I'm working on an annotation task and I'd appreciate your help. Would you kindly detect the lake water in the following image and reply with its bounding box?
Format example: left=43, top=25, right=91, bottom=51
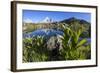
left=23, top=28, right=91, bottom=44
left=23, top=29, right=63, bottom=38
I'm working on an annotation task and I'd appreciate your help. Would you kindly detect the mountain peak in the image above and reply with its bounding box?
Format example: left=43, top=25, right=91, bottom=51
left=41, top=17, right=52, bottom=23
left=68, top=17, right=77, bottom=20
left=60, top=17, right=90, bottom=25
left=67, top=17, right=78, bottom=21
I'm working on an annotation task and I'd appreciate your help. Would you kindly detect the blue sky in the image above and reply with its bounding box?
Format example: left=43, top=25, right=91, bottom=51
left=23, top=10, right=91, bottom=23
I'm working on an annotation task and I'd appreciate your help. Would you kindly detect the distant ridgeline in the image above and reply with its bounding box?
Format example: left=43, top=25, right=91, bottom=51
left=23, top=17, right=91, bottom=38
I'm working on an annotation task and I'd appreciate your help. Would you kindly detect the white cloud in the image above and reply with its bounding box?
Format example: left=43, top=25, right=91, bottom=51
left=24, top=18, right=33, bottom=23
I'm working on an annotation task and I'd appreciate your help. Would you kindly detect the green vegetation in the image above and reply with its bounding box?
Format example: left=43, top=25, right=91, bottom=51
left=23, top=36, right=50, bottom=62
left=23, top=18, right=91, bottom=62
left=60, top=24, right=91, bottom=60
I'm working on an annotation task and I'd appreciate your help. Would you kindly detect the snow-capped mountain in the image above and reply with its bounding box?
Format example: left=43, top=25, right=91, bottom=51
left=40, top=17, right=53, bottom=23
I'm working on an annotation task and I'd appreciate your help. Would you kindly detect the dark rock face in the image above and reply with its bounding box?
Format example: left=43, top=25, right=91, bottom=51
left=49, top=39, right=61, bottom=61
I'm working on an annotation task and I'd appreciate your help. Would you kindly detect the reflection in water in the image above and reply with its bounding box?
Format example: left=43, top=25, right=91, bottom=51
left=23, top=29, right=63, bottom=38
left=23, top=28, right=91, bottom=44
